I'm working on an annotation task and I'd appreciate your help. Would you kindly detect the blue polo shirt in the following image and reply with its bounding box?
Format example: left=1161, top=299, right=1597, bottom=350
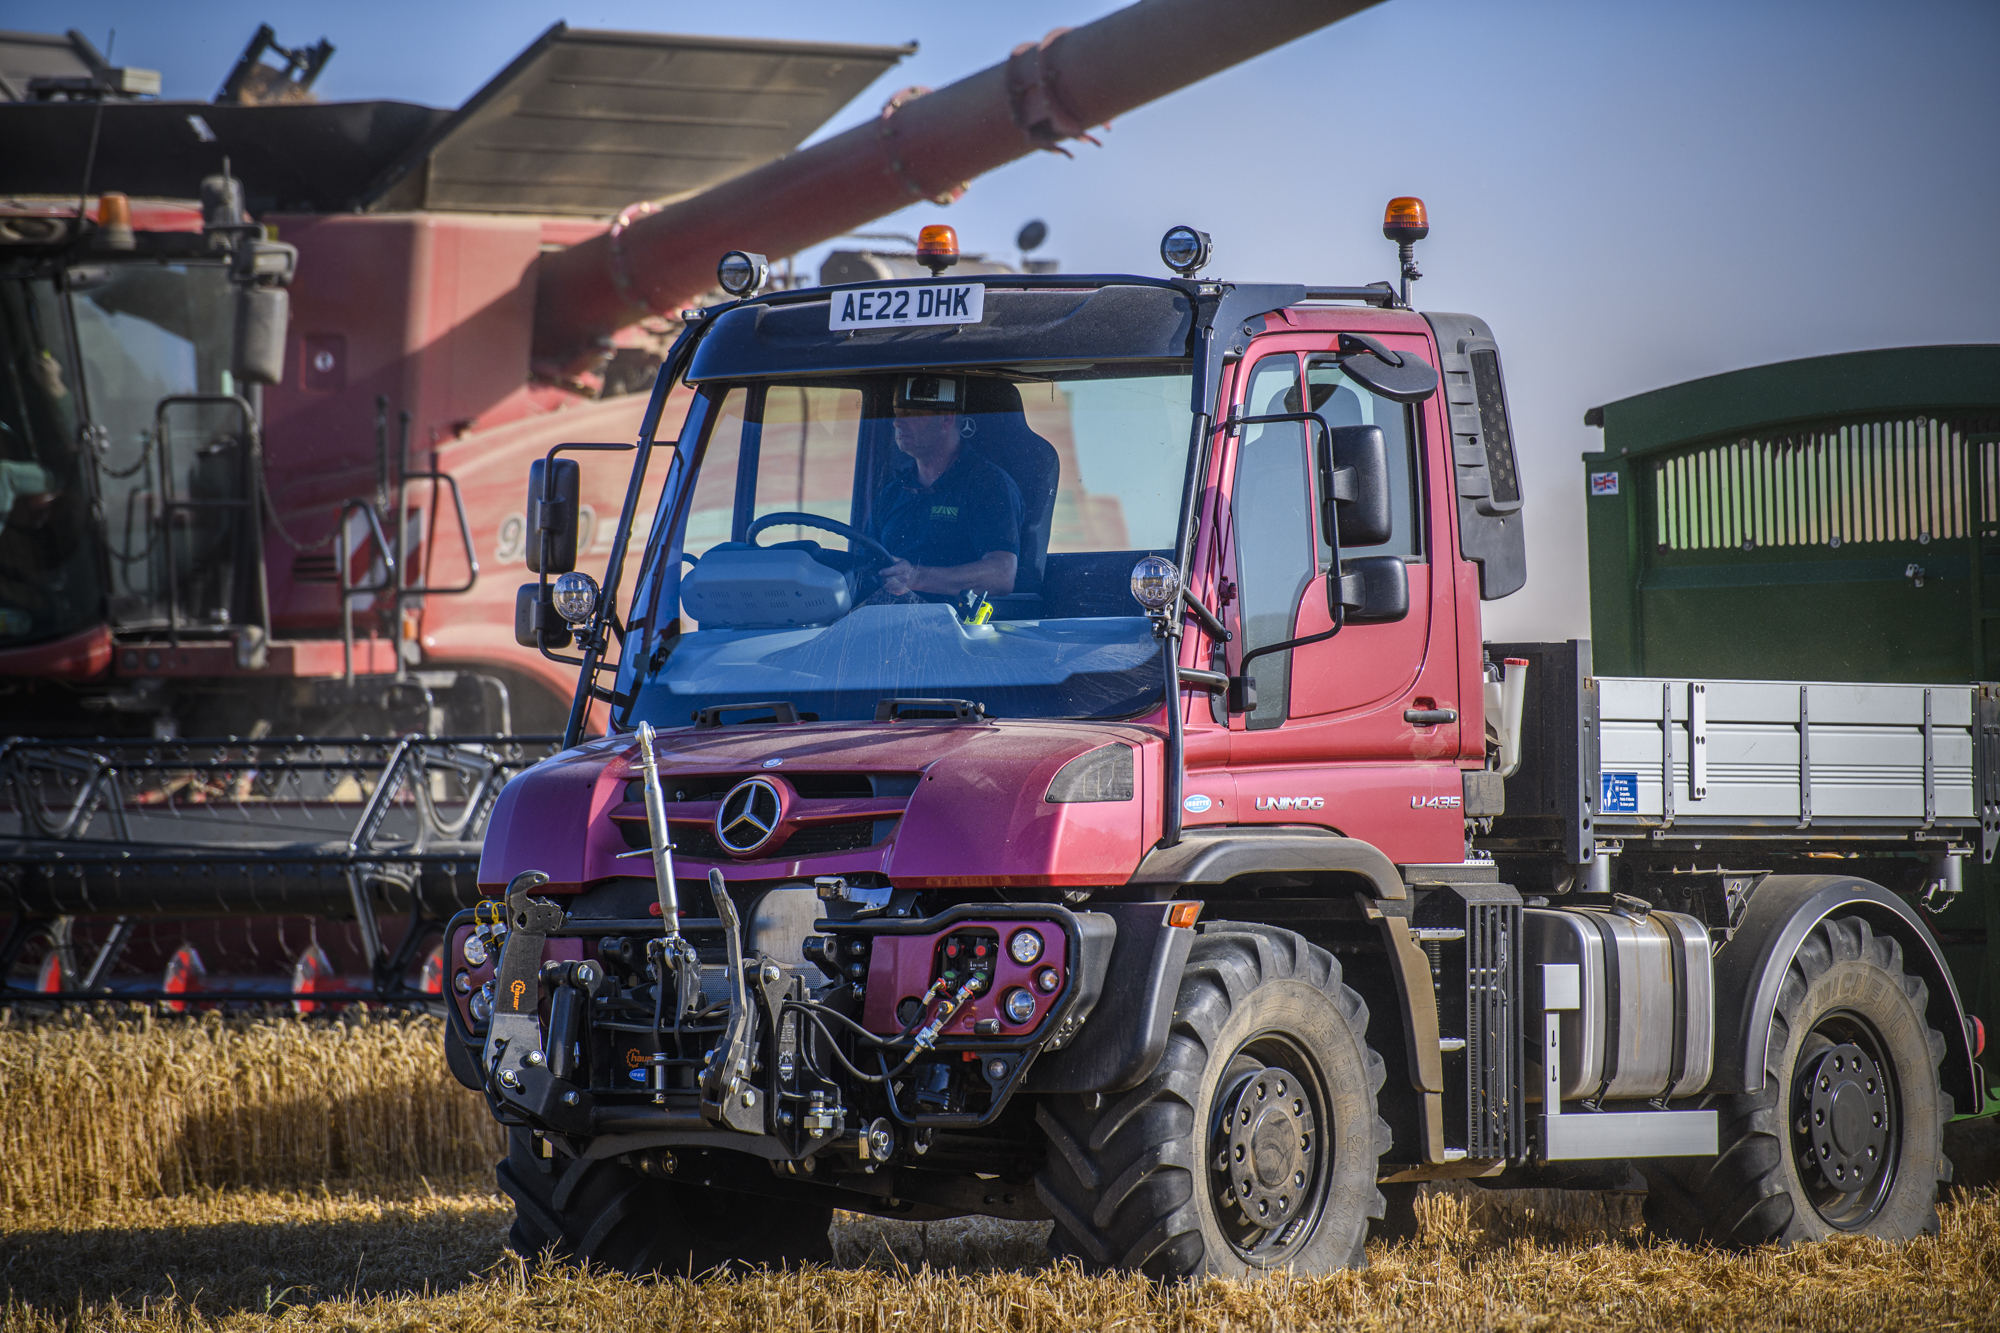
left=870, top=449, right=1024, bottom=572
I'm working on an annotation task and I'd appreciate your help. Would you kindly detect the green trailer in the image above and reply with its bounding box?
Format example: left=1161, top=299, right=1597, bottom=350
left=1582, top=343, right=2000, bottom=1109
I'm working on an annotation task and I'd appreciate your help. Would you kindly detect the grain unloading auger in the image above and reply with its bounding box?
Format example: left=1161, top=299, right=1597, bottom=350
left=529, top=0, right=1383, bottom=376
left=0, top=1, right=1373, bottom=1004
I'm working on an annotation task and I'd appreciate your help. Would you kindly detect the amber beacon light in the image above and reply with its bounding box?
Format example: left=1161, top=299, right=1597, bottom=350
left=916, top=224, right=960, bottom=275
left=96, top=192, right=136, bottom=251
left=1382, top=196, right=1428, bottom=307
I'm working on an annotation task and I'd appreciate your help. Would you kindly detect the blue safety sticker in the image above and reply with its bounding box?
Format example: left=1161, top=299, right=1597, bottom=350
left=1601, top=772, right=1639, bottom=813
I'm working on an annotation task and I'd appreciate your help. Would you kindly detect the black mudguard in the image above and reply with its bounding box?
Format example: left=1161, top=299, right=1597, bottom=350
left=1022, top=901, right=1194, bottom=1094
left=1715, top=874, right=1980, bottom=1108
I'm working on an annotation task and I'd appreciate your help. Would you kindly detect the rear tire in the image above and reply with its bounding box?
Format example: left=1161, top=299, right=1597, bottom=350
left=497, top=1130, right=833, bottom=1275
left=1034, top=923, right=1389, bottom=1278
left=1640, top=915, right=1952, bottom=1244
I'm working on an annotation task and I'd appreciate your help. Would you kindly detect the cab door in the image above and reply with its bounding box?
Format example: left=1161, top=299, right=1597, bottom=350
left=1215, top=337, right=1463, bottom=864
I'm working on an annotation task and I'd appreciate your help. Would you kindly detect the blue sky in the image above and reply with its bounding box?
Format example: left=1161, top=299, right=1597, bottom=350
left=18, top=0, right=1998, bottom=641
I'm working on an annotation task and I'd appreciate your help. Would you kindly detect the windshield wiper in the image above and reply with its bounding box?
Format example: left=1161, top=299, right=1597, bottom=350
left=874, top=698, right=986, bottom=723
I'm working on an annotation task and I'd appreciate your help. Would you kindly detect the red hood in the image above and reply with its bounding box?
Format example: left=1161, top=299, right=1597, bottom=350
left=476, top=717, right=1166, bottom=894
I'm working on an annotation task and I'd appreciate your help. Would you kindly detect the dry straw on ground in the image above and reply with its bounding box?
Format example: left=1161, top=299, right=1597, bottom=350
left=3, top=1183, right=1997, bottom=1332
left=0, top=1008, right=503, bottom=1212
left=4, top=1013, right=1999, bottom=1332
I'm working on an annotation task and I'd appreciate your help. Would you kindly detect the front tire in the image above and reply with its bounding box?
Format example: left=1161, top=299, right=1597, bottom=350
left=1034, top=924, right=1389, bottom=1278
left=497, top=1130, right=833, bottom=1275
left=1640, top=915, right=1952, bottom=1244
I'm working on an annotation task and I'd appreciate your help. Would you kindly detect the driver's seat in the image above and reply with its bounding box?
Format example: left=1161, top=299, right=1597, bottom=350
left=959, top=378, right=1059, bottom=594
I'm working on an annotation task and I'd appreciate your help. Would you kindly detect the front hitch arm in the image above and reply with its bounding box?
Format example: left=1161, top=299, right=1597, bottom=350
left=699, top=866, right=767, bottom=1133
left=483, top=870, right=590, bottom=1132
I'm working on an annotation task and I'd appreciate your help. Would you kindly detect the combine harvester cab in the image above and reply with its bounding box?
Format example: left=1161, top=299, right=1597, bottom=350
left=458, top=168, right=1986, bottom=1273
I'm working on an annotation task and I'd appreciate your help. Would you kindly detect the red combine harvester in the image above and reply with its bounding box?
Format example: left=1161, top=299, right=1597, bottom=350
left=0, top=2, right=1374, bottom=1003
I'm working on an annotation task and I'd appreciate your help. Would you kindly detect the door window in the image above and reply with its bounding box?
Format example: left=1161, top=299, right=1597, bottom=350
left=1305, top=359, right=1421, bottom=564
left=1231, top=355, right=1317, bottom=730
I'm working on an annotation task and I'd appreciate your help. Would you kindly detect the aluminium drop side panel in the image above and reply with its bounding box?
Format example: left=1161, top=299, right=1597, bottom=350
left=1593, top=677, right=1976, bottom=833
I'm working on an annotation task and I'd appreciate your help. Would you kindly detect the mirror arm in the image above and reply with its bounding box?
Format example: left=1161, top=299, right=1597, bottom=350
left=1181, top=589, right=1229, bottom=642
left=1237, top=617, right=1343, bottom=675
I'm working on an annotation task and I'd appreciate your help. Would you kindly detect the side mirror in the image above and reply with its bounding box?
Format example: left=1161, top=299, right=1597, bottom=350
left=1333, top=332, right=1438, bottom=403
left=1334, top=554, right=1409, bottom=623
left=526, top=458, right=580, bottom=573
left=1316, top=423, right=1393, bottom=548
left=232, top=286, right=287, bottom=385
left=514, top=583, right=570, bottom=649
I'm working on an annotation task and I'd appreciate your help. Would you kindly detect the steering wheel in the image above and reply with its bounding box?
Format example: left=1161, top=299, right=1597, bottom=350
left=746, top=511, right=898, bottom=568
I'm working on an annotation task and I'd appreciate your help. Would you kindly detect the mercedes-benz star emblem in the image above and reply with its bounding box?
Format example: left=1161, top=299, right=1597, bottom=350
left=715, top=777, right=785, bottom=856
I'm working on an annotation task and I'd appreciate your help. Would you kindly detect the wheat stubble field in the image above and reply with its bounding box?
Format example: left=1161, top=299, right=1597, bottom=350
left=3, top=1011, right=1997, bottom=1332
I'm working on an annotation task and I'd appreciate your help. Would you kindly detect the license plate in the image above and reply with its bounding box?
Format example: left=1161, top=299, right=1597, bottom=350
left=829, top=284, right=984, bottom=331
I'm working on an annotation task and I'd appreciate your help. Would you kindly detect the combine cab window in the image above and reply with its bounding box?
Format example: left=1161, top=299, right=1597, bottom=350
left=66, top=262, right=239, bottom=629
left=0, top=277, right=97, bottom=646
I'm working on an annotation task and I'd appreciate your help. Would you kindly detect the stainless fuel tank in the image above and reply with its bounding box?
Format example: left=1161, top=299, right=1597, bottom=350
left=1524, top=906, right=1714, bottom=1101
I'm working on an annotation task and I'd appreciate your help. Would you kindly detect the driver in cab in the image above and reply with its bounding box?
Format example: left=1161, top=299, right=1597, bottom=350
left=871, top=375, right=1023, bottom=599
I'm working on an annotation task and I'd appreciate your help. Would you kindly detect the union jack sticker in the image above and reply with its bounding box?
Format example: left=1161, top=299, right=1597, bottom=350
left=1589, top=471, right=1620, bottom=496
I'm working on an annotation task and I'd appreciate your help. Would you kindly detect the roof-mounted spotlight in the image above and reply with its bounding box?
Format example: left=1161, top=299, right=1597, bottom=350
left=916, top=224, right=960, bottom=275
left=1381, top=197, right=1427, bottom=307
left=1159, top=225, right=1211, bottom=277
left=716, top=250, right=768, bottom=297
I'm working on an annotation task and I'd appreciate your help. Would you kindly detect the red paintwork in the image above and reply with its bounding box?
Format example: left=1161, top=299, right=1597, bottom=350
left=477, top=305, right=1495, bottom=894
left=107, top=636, right=396, bottom=678
left=292, top=942, right=338, bottom=1015
left=478, top=722, right=1162, bottom=895
left=858, top=921, right=1069, bottom=1036
left=0, top=623, right=112, bottom=680
left=162, top=943, right=204, bottom=1013
left=80, top=209, right=688, bottom=718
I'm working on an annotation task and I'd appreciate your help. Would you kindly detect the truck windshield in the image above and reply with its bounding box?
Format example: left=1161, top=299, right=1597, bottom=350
left=0, top=276, right=97, bottom=646
left=629, top=363, right=1193, bottom=723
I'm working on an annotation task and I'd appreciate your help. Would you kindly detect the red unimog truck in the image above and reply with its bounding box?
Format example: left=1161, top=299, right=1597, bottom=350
left=447, top=206, right=1986, bottom=1278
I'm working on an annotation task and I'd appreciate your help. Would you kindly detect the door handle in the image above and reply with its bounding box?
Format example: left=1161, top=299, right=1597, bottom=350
left=1404, top=707, right=1457, bottom=726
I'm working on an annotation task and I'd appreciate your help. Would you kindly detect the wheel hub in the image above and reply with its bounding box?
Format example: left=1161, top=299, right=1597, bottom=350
left=1797, top=1042, right=1889, bottom=1195
left=1220, top=1069, right=1318, bottom=1231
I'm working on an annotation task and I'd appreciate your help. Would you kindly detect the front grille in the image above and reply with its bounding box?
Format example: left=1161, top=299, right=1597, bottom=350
left=663, top=817, right=889, bottom=861
left=625, top=772, right=917, bottom=803
left=1465, top=900, right=1523, bottom=1159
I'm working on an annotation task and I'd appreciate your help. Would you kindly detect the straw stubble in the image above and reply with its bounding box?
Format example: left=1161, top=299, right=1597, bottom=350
left=3, top=1013, right=1997, bottom=1333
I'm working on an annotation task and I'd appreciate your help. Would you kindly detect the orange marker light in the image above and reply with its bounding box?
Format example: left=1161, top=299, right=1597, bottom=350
left=916, top=224, right=960, bottom=275
left=1382, top=196, right=1429, bottom=243
left=1167, top=901, right=1203, bottom=929
left=97, top=192, right=135, bottom=251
